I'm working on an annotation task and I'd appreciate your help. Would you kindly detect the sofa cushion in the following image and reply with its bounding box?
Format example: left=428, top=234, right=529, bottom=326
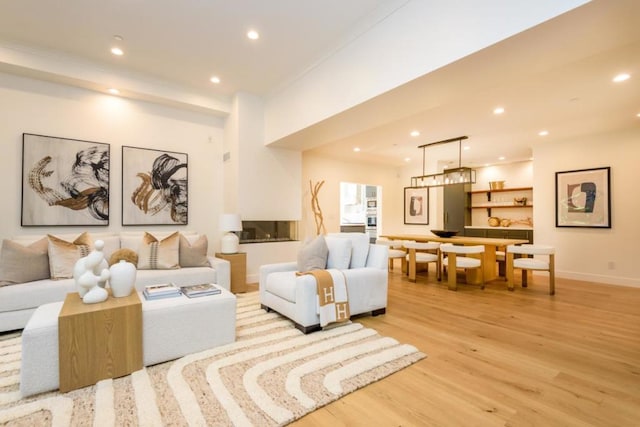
left=179, top=234, right=209, bottom=267
left=0, top=238, right=50, bottom=287
left=325, top=236, right=352, bottom=269
left=0, top=277, right=77, bottom=312
left=47, top=232, right=93, bottom=280
left=137, top=232, right=180, bottom=270
left=297, top=235, right=328, bottom=272
left=327, top=232, right=370, bottom=268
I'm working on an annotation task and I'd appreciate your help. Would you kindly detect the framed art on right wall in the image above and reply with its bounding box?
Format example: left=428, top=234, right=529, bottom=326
left=555, top=166, right=611, bottom=228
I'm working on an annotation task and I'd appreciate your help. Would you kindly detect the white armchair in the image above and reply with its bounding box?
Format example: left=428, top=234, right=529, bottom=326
left=259, top=233, right=389, bottom=333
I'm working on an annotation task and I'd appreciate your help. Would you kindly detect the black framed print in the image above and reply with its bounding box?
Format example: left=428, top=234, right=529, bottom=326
left=555, top=166, right=611, bottom=228
left=122, top=146, right=188, bottom=225
left=21, top=133, right=109, bottom=226
left=404, top=187, right=429, bottom=225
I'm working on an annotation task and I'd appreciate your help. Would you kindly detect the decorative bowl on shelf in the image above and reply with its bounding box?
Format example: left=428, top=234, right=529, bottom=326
left=430, top=229, right=459, bottom=238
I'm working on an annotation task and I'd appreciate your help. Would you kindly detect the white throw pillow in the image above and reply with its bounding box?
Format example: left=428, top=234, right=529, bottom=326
left=325, top=236, right=352, bottom=270
left=327, top=232, right=370, bottom=268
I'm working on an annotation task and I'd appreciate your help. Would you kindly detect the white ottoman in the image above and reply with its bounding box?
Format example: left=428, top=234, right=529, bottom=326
left=20, top=301, right=63, bottom=397
left=20, top=286, right=236, bottom=397
left=141, top=286, right=236, bottom=366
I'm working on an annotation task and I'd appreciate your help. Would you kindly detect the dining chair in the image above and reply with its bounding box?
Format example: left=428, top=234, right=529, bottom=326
left=404, top=241, right=441, bottom=281
left=375, top=238, right=407, bottom=271
left=506, top=244, right=555, bottom=295
left=441, top=243, right=485, bottom=291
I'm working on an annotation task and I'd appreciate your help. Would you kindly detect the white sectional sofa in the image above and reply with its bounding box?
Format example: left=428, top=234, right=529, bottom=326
left=0, top=231, right=230, bottom=332
left=259, top=232, right=389, bottom=333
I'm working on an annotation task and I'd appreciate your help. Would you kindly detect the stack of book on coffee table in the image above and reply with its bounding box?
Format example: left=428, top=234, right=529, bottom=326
left=143, top=283, right=181, bottom=300
left=180, top=283, right=221, bottom=298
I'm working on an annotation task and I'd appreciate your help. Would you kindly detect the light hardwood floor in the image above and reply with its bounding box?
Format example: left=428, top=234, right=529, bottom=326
left=277, top=266, right=640, bottom=426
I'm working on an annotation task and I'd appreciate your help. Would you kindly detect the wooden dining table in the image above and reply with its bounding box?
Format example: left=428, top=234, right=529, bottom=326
left=381, top=234, right=530, bottom=284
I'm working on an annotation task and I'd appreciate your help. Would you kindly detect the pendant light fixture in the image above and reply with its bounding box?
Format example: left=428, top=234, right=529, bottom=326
left=410, top=136, right=476, bottom=188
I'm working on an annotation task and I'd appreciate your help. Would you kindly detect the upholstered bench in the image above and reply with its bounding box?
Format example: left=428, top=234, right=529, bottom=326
left=20, top=287, right=236, bottom=397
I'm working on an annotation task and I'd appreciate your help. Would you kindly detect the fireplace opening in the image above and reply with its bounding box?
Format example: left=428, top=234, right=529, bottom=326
left=239, top=220, right=298, bottom=243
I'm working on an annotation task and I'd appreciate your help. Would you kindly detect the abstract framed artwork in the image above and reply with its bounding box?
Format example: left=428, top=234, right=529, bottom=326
left=21, top=133, right=110, bottom=226
left=404, top=187, right=429, bottom=225
left=122, top=146, right=188, bottom=225
left=555, top=166, right=611, bottom=228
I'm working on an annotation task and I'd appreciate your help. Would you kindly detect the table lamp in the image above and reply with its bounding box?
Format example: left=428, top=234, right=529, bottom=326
left=220, top=213, right=242, bottom=254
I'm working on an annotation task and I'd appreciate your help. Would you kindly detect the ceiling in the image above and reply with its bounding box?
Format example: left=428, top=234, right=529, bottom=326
left=0, top=0, right=638, bottom=168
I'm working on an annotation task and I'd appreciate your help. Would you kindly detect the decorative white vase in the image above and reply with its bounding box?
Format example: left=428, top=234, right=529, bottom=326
left=109, top=260, right=137, bottom=298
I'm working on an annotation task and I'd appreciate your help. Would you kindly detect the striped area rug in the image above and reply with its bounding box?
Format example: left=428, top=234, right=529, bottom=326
left=0, top=292, right=425, bottom=426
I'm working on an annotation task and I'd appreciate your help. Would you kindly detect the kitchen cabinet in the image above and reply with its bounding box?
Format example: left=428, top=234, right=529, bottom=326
left=443, top=183, right=471, bottom=231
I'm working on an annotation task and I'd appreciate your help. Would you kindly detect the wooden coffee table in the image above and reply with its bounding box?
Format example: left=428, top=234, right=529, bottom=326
left=58, top=291, right=142, bottom=392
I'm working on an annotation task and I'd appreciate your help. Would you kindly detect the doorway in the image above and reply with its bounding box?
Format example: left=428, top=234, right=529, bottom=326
left=339, top=182, right=381, bottom=242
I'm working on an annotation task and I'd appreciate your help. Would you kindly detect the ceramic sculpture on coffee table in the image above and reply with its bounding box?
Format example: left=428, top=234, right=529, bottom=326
left=73, top=240, right=110, bottom=304
left=109, top=259, right=137, bottom=297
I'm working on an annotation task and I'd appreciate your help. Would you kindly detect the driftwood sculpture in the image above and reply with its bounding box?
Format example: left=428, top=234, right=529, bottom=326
left=310, top=180, right=326, bottom=236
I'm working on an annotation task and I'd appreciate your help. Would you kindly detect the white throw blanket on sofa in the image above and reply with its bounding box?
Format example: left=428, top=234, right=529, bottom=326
left=298, top=268, right=350, bottom=327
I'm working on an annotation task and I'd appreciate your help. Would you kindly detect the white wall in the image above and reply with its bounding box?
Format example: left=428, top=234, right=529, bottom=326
left=234, top=93, right=302, bottom=221
left=224, top=93, right=303, bottom=282
left=0, top=72, right=226, bottom=250
left=534, top=128, right=640, bottom=287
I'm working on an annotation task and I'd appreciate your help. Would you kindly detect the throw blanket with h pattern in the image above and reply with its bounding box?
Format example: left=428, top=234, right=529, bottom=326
left=297, top=269, right=350, bottom=327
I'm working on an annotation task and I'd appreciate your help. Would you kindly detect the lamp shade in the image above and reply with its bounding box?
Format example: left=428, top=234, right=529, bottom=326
left=219, top=214, right=242, bottom=232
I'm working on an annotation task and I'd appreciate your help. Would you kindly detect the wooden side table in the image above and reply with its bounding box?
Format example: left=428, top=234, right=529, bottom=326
left=215, top=252, right=247, bottom=293
left=58, top=292, right=142, bottom=392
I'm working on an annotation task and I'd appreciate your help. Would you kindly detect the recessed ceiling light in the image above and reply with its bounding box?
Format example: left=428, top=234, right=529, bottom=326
left=404, top=157, right=411, bottom=162
left=498, top=156, right=506, bottom=161
left=612, top=73, right=630, bottom=82
left=410, top=130, right=420, bottom=137
left=210, top=76, right=221, bottom=84
left=107, top=88, right=119, bottom=95
left=463, top=146, right=470, bottom=151
left=493, top=107, right=505, bottom=115
left=247, top=30, right=260, bottom=40
left=111, top=47, right=123, bottom=56
left=353, top=147, right=361, bottom=152
left=538, top=130, right=549, bottom=136
left=636, top=112, right=640, bottom=118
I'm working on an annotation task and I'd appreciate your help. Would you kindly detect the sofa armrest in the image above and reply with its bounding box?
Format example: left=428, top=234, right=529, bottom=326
left=259, top=262, right=298, bottom=289
left=207, top=256, right=230, bottom=290
left=366, top=244, right=389, bottom=270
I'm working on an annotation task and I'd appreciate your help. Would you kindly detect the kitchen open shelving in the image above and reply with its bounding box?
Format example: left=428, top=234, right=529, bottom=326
left=469, top=187, right=533, bottom=216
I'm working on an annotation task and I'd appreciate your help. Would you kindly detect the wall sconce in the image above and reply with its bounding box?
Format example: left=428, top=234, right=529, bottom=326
left=219, top=213, right=242, bottom=254
left=410, top=136, right=476, bottom=188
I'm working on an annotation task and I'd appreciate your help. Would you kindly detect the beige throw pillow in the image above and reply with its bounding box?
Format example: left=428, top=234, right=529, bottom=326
left=47, top=232, right=93, bottom=280
left=179, top=234, right=209, bottom=267
left=297, top=235, right=329, bottom=272
left=137, top=232, right=180, bottom=270
left=0, top=238, right=50, bottom=286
